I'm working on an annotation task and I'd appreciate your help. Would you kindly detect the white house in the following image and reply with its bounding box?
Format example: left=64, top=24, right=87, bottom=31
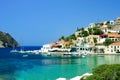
left=105, top=42, right=120, bottom=54
left=99, top=25, right=108, bottom=33
left=110, top=20, right=115, bottom=25
left=88, top=23, right=95, bottom=28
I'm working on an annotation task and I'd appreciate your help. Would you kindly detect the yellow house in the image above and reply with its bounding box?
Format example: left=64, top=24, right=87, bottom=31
left=86, top=35, right=100, bottom=45
left=115, top=17, right=120, bottom=24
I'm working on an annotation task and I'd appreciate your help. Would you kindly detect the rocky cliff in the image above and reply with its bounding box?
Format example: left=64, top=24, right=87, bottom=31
left=0, top=31, right=19, bottom=48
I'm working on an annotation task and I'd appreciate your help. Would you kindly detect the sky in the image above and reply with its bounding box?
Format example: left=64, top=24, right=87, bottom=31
left=0, top=0, right=120, bottom=46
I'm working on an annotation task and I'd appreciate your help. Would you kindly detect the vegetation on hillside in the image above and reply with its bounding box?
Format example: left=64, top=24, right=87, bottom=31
left=83, top=64, right=120, bottom=80
left=0, top=31, right=19, bottom=47
left=58, top=21, right=113, bottom=47
left=93, top=26, right=104, bottom=35
left=103, top=38, right=113, bottom=46
left=59, top=33, right=76, bottom=42
left=59, top=25, right=104, bottom=45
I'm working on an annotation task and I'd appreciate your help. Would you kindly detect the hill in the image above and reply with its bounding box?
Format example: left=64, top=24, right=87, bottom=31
left=0, top=31, right=19, bottom=48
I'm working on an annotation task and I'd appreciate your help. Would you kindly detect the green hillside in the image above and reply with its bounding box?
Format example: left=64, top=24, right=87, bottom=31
left=0, top=31, right=19, bottom=48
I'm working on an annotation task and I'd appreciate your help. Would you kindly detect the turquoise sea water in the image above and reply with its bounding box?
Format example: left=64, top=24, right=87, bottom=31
left=0, top=55, right=120, bottom=80
left=0, top=47, right=120, bottom=80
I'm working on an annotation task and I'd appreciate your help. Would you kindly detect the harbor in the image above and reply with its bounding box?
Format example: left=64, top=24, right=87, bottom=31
left=1, top=48, right=120, bottom=80
left=10, top=44, right=91, bottom=59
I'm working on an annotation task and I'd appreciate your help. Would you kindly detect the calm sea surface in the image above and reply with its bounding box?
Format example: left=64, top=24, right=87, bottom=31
left=0, top=46, right=120, bottom=80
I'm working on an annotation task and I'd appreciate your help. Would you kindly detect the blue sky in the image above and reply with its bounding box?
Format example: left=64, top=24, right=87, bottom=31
left=0, top=0, right=120, bottom=46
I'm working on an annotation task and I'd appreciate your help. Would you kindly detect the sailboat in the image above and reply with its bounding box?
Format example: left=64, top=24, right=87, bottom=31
left=18, top=46, right=26, bottom=53
left=10, top=44, right=18, bottom=53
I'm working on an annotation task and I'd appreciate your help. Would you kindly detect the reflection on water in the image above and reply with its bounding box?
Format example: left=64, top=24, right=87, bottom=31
left=104, top=55, right=120, bottom=64
left=0, top=55, right=120, bottom=80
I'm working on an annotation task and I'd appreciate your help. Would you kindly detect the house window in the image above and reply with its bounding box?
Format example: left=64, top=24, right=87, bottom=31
left=118, top=46, right=119, bottom=48
left=112, top=39, right=114, bottom=41
left=111, top=46, right=113, bottom=48
left=105, top=29, right=107, bottom=32
left=117, top=50, right=119, bottom=52
left=107, top=46, right=109, bottom=48
left=111, top=50, right=113, bottom=52
left=114, top=46, right=116, bottom=48
left=107, top=49, right=109, bottom=51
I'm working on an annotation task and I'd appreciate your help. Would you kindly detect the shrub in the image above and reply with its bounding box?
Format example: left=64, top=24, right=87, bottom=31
left=84, top=64, right=120, bottom=80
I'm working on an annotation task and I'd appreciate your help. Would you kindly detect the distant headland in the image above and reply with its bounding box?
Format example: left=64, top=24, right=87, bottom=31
left=0, top=31, right=19, bottom=48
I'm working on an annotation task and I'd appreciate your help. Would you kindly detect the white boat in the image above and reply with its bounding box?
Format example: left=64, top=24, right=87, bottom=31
left=40, top=44, right=52, bottom=52
left=40, top=44, right=70, bottom=53
left=22, top=54, right=28, bottom=57
left=10, top=49, right=18, bottom=53
left=82, top=55, right=85, bottom=58
left=19, top=49, right=26, bottom=53
left=10, top=48, right=27, bottom=54
left=10, top=45, right=18, bottom=53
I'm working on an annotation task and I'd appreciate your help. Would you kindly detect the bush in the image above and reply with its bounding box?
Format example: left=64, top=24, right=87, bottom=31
left=84, top=64, right=120, bottom=80
left=103, top=38, right=113, bottom=46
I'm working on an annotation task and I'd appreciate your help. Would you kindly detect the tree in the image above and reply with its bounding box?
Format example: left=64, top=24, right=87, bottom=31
left=76, top=27, right=81, bottom=31
left=70, top=34, right=76, bottom=40
left=93, top=29, right=104, bottom=35
left=65, top=36, right=71, bottom=41
left=77, top=33, right=81, bottom=37
left=81, top=27, right=84, bottom=31
left=59, top=36, right=65, bottom=40
left=64, top=33, right=77, bottom=42
left=105, top=21, right=110, bottom=25
left=103, top=38, right=113, bottom=46
left=99, top=22, right=104, bottom=26
left=81, top=30, right=89, bottom=37
left=93, top=38, right=97, bottom=45
left=106, top=21, right=112, bottom=29
left=93, top=26, right=97, bottom=31
left=88, top=28, right=93, bottom=35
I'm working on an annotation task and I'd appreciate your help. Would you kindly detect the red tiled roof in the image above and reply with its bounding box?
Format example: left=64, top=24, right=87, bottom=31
left=108, top=33, right=120, bottom=38
left=64, top=41, right=72, bottom=45
left=99, top=25, right=108, bottom=29
left=110, top=42, right=120, bottom=46
left=51, top=42, right=62, bottom=47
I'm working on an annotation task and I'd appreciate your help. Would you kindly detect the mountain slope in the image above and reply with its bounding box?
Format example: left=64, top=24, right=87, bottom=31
left=0, top=31, right=19, bottom=48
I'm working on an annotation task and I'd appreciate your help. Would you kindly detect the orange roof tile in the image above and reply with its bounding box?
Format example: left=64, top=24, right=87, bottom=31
left=108, top=33, right=120, bottom=38
left=110, top=42, right=120, bottom=46
left=99, top=25, right=108, bottom=29
left=64, top=41, right=72, bottom=45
